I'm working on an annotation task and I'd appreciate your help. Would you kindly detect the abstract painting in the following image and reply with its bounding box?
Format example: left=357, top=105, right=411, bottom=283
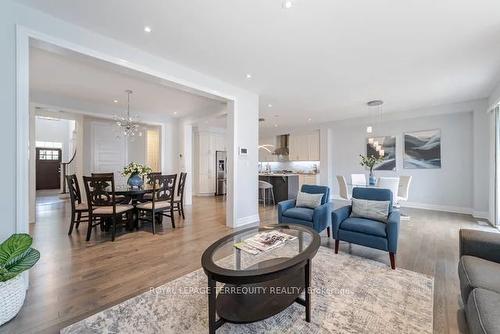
left=366, top=136, right=396, bottom=171
left=404, top=129, right=441, bottom=169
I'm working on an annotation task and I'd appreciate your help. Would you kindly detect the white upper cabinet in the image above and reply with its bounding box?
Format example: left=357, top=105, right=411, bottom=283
left=288, top=130, right=320, bottom=161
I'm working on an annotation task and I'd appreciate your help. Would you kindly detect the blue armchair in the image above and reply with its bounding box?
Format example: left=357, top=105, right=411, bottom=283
left=278, top=185, right=332, bottom=236
left=332, top=187, right=400, bottom=269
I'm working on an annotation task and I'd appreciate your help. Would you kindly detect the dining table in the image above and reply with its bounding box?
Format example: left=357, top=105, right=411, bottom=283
left=113, top=184, right=156, bottom=230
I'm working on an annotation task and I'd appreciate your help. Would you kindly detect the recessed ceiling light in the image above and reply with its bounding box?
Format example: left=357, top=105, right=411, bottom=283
left=307, top=118, right=312, bottom=122
left=113, top=99, right=118, bottom=103
left=246, top=73, right=252, bottom=79
left=173, top=111, right=178, bottom=115
left=268, top=104, right=273, bottom=108
left=144, top=26, right=152, bottom=33
left=274, top=124, right=278, bottom=127
left=283, top=0, right=293, bottom=9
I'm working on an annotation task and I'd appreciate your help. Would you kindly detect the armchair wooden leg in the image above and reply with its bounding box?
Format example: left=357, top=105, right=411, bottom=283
left=334, top=239, right=339, bottom=254
left=389, top=252, right=396, bottom=270
left=326, top=226, right=331, bottom=238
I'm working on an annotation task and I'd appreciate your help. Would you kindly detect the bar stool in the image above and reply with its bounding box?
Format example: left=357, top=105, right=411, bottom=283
left=258, top=180, right=275, bottom=206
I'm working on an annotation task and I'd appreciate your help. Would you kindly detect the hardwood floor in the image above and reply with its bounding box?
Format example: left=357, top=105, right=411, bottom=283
left=0, top=196, right=496, bottom=333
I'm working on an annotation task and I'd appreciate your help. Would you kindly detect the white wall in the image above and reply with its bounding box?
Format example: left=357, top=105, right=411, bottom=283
left=1, top=0, right=259, bottom=240
left=35, top=116, right=74, bottom=161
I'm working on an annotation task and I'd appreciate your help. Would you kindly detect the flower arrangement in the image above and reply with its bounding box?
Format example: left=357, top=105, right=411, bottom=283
left=359, top=154, right=384, bottom=176
left=121, top=162, right=152, bottom=178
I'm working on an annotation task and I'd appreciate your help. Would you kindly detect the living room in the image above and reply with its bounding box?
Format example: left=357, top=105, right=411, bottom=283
left=1, top=1, right=500, bottom=334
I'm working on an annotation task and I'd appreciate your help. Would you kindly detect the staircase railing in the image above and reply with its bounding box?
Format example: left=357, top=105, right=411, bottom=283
left=60, top=150, right=77, bottom=194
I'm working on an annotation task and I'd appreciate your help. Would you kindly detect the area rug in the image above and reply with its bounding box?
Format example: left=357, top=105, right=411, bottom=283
left=61, top=247, right=433, bottom=334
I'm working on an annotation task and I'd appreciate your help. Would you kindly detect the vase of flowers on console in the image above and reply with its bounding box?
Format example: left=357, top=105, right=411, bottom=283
left=359, top=154, right=384, bottom=186
left=122, top=162, right=152, bottom=189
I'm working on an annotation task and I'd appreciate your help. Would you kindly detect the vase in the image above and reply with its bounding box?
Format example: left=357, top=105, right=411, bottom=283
left=368, top=173, right=376, bottom=186
left=0, top=275, right=26, bottom=326
left=127, top=173, right=143, bottom=188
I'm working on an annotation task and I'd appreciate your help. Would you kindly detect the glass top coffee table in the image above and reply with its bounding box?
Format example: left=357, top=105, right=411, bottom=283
left=201, top=224, right=321, bottom=333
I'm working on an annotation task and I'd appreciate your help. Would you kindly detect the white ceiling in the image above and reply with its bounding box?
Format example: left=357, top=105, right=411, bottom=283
left=30, top=46, right=226, bottom=120
left=20, top=0, right=500, bottom=129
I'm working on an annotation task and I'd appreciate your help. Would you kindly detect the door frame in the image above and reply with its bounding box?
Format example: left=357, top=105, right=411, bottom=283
left=16, top=25, right=241, bottom=235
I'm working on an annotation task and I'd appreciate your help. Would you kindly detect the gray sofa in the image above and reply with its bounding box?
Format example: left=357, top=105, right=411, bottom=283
left=459, top=229, right=500, bottom=334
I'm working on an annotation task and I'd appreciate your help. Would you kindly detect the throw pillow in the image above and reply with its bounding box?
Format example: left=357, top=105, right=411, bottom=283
left=296, top=191, right=324, bottom=209
left=350, top=198, right=390, bottom=223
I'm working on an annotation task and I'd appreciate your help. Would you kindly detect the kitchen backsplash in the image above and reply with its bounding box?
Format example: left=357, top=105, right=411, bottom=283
left=259, top=161, right=320, bottom=174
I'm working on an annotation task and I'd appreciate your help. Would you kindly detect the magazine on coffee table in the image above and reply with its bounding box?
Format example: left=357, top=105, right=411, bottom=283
left=234, top=230, right=297, bottom=255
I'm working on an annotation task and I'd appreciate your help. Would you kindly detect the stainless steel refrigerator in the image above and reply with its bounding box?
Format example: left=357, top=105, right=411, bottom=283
left=215, top=151, right=227, bottom=195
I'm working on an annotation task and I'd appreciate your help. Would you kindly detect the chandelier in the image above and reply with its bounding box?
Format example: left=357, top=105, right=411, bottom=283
left=113, top=90, right=142, bottom=138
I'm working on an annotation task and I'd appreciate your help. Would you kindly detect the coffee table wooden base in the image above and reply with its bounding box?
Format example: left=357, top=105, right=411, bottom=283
left=208, top=259, right=311, bottom=333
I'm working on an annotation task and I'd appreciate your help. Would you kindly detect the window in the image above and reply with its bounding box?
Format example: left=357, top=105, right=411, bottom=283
left=39, top=149, right=60, bottom=161
left=36, top=141, right=63, bottom=149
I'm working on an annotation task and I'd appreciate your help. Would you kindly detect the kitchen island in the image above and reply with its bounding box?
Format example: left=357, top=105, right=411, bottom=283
left=258, top=173, right=299, bottom=204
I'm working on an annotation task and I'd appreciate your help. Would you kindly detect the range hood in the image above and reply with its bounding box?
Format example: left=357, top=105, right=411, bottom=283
left=273, top=134, right=289, bottom=156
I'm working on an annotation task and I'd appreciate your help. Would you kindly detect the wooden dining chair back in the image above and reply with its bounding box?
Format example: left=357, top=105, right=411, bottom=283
left=136, top=174, right=177, bottom=234
left=91, top=172, right=128, bottom=203
left=146, top=172, right=162, bottom=184
left=65, top=174, right=89, bottom=235
left=83, top=175, right=133, bottom=241
left=174, top=172, right=188, bottom=219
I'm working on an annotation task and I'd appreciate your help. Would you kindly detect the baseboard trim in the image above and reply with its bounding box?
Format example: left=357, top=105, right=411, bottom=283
left=400, top=201, right=472, bottom=215
left=472, top=211, right=490, bottom=220
left=235, top=214, right=260, bottom=228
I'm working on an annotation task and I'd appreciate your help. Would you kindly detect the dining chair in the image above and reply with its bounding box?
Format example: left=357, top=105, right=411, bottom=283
left=396, top=175, right=413, bottom=220
left=136, top=174, right=177, bottom=234
left=83, top=174, right=134, bottom=241
left=336, top=175, right=349, bottom=200
left=91, top=172, right=127, bottom=203
left=397, top=175, right=412, bottom=206
left=351, top=174, right=366, bottom=186
left=142, top=172, right=162, bottom=201
left=65, top=174, right=89, bottom=235
left=376, top=177, right=400, bottom=204
left=173, top=172, right=187, bottom=219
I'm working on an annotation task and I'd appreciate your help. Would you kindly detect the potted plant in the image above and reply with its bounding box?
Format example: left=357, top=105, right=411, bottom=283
left=359, top=154, right=385, bottom=186
left=122, top=162, right=152, bottom=188
left=0, top=234, right=40, bottom=326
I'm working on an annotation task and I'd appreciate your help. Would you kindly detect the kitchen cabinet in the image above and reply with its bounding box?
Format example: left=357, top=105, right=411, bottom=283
left=298, top=173, right=320, bottom=188
left=195, top=130, right=225, bottom=195
left=288, top=130, right=320, bottom=161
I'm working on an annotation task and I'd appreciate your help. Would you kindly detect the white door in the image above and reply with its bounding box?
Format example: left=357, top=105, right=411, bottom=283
left=92, top=122, right=127, bottom=185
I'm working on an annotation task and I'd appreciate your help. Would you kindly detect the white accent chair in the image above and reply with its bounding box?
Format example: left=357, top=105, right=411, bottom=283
left=351, top=174, right=366, bottom=186
left=376, top=177, right=400, bottom=205
left=397, top=176, right=412, bottom=206
left=336, top=176, right=349, bottom=200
